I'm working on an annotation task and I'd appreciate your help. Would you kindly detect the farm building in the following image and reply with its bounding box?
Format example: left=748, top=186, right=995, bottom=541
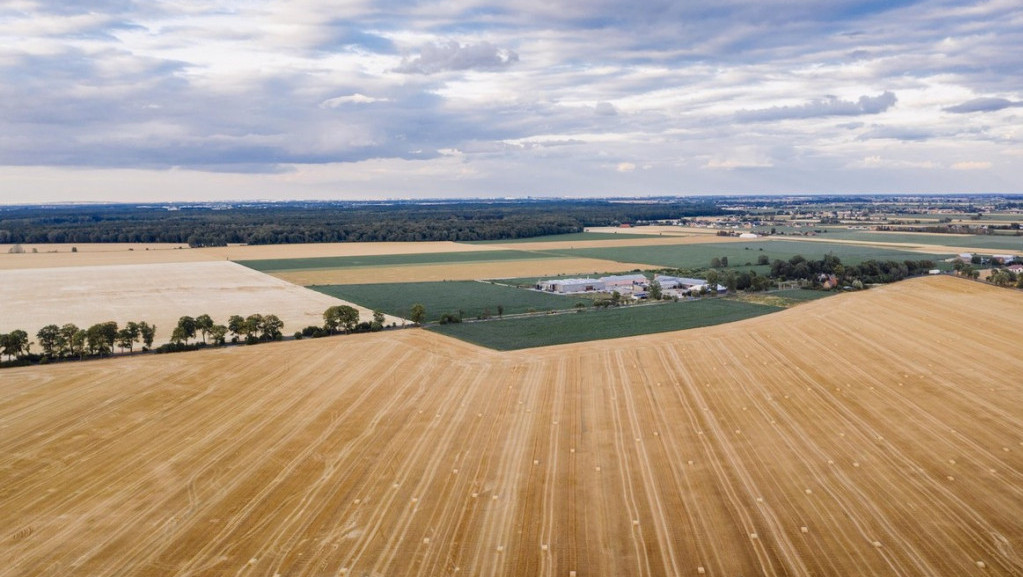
left=600, top=274, right=648, bottom=290
left=992, top=254, right=1017, bottom=264
left=536, top=278, right=605, bottom=293
left=655, top=275, right=710, bottom=290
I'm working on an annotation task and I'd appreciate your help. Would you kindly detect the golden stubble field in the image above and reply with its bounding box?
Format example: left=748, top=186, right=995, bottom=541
left=2, top=276, right=1022, bottom=576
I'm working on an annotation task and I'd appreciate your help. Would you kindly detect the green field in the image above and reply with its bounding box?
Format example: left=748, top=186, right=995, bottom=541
left=542, top=239, right=950, bottom=270
left=428, top=298, right=782, bottom=350
left=238, top=250, right=558, bottom=272
left=817, top=230, right=1023, bottom=251
left=462, top=231, right=662, bottom=244
left=310, top=281, right=588, bottom=322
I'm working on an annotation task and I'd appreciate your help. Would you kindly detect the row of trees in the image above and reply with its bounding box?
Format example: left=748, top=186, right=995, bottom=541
left=0, top=200, right=726, bottom=246
left=0, top=320, right=158, bottom=364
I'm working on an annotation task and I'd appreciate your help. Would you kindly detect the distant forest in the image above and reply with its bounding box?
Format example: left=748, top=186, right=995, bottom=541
left=0, top=200, right=725, bottom=246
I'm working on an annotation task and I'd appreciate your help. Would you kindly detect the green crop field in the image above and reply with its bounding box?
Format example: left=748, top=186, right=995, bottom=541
left=310, top=281, right=588, bottom=322
left=428, top=298, right=781, bottom=350
left=461, top=231, right=662, bottom=244
left=818, top=230, right=1023, bottom=251
left=237, top=249, right=558, bottom=272
left=542, top=239, right=950, bottom=270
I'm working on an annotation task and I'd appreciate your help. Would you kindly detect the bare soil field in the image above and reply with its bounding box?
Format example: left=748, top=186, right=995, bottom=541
left=1, top=261, right=401, bottom=343
left=2, top=276, right=1021, bottom=576
left=272, top=257, right=651, bottom=285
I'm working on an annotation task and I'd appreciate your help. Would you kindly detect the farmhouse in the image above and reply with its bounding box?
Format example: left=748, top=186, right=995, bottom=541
left=992, top=254, right=1017, bottom=264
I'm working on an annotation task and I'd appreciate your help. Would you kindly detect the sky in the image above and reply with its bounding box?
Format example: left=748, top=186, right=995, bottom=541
left=1, top=0, right=1021, bottom=203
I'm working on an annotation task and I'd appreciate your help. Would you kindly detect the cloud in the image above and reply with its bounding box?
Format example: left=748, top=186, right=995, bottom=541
left=951, top=161, right=992, bottom=170
left=320, top=94, right=389, bottom=108
left=736, top=91, right=897, bottom=122
left=945, top=97, right=1023, bottom=114
left=594, top=102, right=618, bottom=116
left=616, top=162, right=636, bottom=172
left=395, top=40, right=518, bottom=74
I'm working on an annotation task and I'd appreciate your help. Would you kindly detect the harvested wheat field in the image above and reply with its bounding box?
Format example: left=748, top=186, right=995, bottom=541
left=2, top=276, right=1022, bottom=576
left=1, top=261, right=400, bottom=343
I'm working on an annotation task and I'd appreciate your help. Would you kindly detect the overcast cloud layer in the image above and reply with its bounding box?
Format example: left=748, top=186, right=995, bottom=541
left=1, top=0, right=1021, bottom=202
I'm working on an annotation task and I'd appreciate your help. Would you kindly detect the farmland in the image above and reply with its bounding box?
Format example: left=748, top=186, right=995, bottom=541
left=2, top=276, right=1022, bottom=576
left=237, top=249, right=562, bottom=273
left=814, top=229, right=1023, bottom=252
left=428, top=298, right=781, bottom=349
left=544, top=239, right=952, bottom=271
left=312, top=281, right=590, bottom=322
left=0, top=261, right=397, bottom=343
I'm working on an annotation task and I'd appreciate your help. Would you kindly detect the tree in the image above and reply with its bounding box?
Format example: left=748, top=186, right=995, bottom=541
left=705, top=270, right=719, bottom=290
left=323, top=305, right=359, bottom=334
left=86, top=321, right=118, bottom=356
left=710, top=257, right=721, bottom=268
left=36, top=324, right=61, bottom=358
left=210, top=324, right=228, bottom=345
left=70, top=329, right=87, bottom=360
left=497, top=304, right=504, bottom=318
left=170, top=325, right=188, bottom=345
left=371, top=310, right=386, bottom=332
left=59, top=323, right=81, bottom=358
left=1, top=330, right=30, bottom=361
left=137, top=322, right=156, bottom=350
left=410, top=303, right=426, bottom=325
left=610, top=291, right=622, bottom=306
left=243, top=314, right=263, bottom=342
left=260, top=314, right=284, bottom=341
left=117, top=322, right=141, bottom=353
left=649, top=280, right=662, bottom=300
left=720, top=256, right=729, bottom=267
left=175, top=316, right=197, bottom=344
left=195, top=314, right=215, bottom=344
left=757, top=254, right=770, bottom=265
left=227, top=315, right=245, bottom=340
left=116, top=327, right=137, bottom=353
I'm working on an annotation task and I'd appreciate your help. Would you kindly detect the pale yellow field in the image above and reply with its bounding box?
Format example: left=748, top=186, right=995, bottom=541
left=1, top=261, right=402, bottom=343
left=272, top=257, right=652, bottom=285
left=2, top=276, right=1022, bottom=576
left=484, top=233, right=742, bottom=251
left=0, top=242, right=496, bottom=270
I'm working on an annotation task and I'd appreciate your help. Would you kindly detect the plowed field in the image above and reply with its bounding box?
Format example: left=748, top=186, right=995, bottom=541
left=2, top=276, right=1022, bottom=576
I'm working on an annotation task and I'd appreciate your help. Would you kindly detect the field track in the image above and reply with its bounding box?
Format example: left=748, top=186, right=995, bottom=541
left=2, top=276, right=1022, bottom=576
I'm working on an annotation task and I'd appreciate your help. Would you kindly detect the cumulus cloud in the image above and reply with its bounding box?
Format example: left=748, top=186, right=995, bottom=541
left=616, top=162, right=636, bottom=172
left=395, top=40, right=518, bottom=74
left=736, top=91, right=897, bottom=122
left=945, top=97, right=1022, bottom=114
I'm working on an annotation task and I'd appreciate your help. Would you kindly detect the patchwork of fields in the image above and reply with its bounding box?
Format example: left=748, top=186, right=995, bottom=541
left=3, top=276, right=1022, bottom=576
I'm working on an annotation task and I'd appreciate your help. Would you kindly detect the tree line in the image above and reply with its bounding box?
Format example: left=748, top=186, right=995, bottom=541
left=0, top=303, right=420, bottom=369
left=0, top=200, right=725, bottom=246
